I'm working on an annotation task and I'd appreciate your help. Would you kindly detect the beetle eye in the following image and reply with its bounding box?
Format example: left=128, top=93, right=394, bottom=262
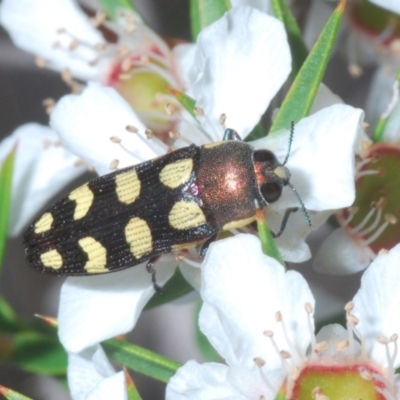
left=253, top=150, right=278, bottom=164
left=260, top=182, right=283, bottom=203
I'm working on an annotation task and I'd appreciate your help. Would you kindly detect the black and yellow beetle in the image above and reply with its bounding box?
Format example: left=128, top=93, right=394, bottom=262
left=23, top=128, right=308, bottom=287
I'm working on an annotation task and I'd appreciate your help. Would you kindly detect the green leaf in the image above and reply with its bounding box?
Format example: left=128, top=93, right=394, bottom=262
left=244, top=122, right=266, bottom=142
left=271, top=0, right=309, bottom=76
left=0, top=385, right=33, bottom=400
left=0, top=146, right=16, bottom=272
left=256, top=211, right=285, bottom=266
left=169, top=89, right=197, bottom=119
left=125, top=370, right=143, bottom=400
left=103, top=338, right=181, bottom=383
left=98, top=0, right=136, bottom=22
left=194, top=301, right=220, bottom=361
left=12, top=332, right=67, bottom=375
left=270, top=0, right=347, bottom=134
left=145, top=268, right=193, bottom=310
left=190, top=0, right=231, bottom=40
left=0, top=295, right=24, bottom=334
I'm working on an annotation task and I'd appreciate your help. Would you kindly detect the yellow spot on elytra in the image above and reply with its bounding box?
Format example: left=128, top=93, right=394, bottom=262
left=40, top=249, right=63, bottom=269
left=222, top=216, right=255, bottom=231
left=125, top=217, right=152, bottom=258
left=69, top=184, right=94, bottom=220
left=115, top=169, right=141, bottom=204
left=169, top=201, right=206, bottom=230
left=171, top=241, right=201, bottom=251
left=34, top=212, right=54, bottom=234
left=78, top=236, right=107, bottom=273
left=159, top=159, right=193, bottom=189
left=203, top=141, right=224, bottom=149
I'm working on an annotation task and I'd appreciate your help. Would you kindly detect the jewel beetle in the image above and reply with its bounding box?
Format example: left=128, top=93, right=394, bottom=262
left=23, top=127, right=309, bottom=287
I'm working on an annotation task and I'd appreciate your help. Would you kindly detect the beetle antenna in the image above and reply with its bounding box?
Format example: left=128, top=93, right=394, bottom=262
left=282, top=121, right=295, bottom=166
left=288, top=182, right=311, bottom=226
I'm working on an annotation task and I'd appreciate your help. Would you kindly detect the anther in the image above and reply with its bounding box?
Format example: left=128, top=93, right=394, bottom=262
left=94, top=43, right=107, bottom=52
left=61, top=69, right=72, bottom=84
left=125, top=125, right=139, bottom=133
left=74, top=159, right=85, bottom=167
left=377, top=336, right=390, bottom=345
left=314, top=341, right=328, bottom=354
left=167, top=146, right=175, bottom=153
left=165, top=103, right=174, bottom=116
left=254, top=357, right=266, bottom=368
left=280, top=350, right=291, bottom=359
left=90, top=10, right=107, bottom=27
left=145, top=129, right=154, bottom=139
left=385, top=214, right=397, bottom=224
left=290, top=366, right=300, bottom=380
left=121, top=58, right=133, bottom=72
left=263, top=330, right=274, bottom=337
left=360, top=370, right=373, bottom=381
left=70, top=81, right=82, bottom=93
left=42, top=139, right=51, bottom=149
left=348, top=63, right=363, bottom=78
left=344, top=301, right=354, bottom=312
left=117, top=45, right=130, bottom=56
left=346, top=313, right=359, bottom=326
left=110, top=136, right=122, bottom=143
left=362, top=122, right=370, bottom=131
left=305, top=303, right=313, bottom=314
left=57, top=27, right=66, bottom=34
left=169, top=130, right=180, bottom=140
left=390, top=333, right=398, bottom=342
left=109, top=159, right=119, bottom=170
left=275, top=311, right=282, bottom=322
left=336, top=340, right=349, bottom=352
left=219, top=113, right=226, bottom=125
left=35, top=57, right=47, bottom=68
left=194, top=107, right=204, bottom=116
left=175, top=253, right=185, bottom=262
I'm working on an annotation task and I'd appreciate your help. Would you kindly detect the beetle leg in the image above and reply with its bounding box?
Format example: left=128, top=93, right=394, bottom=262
left=146, top=256, right=163, bottom=293
left=223, top=128, right=242, bottom=141
left=271, top=207, right=299, bottom=238
left=198, top=233, right=218, bottom=258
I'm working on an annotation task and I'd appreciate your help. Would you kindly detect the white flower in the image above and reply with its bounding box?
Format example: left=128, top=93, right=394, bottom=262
left=167, top=234, right=400, bottom=400
left=0, top=0, right=182, bottom=135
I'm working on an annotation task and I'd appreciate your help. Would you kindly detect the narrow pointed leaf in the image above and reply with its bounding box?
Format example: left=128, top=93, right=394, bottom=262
left=190, top=0, right=231, bottom=40
left=0, top=385, right=33, bottom=400
left=169, top=89, right=197, bottom=119
left=125, top=369, right=143, bottom=400
left=271, top=0, right=309, bottom=76
left=98, top=0, right=136, bottom=22
left=145, top=268, right=193, bottom=309
left=0, top=295, right=24, bottom=333
left=12, top=332, right=67, bottom=374
left=103, top=338, right=181, bottom=383
left=0, top=146, right=16, bottom=272
left=270, top=0, right=347, bottom=134
left=256, top=209, right=285, bottom=266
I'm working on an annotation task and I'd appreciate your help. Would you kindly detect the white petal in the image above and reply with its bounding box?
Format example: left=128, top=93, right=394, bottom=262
left=199, top=234, right=314, bottom=370
left=313, top=228, right=373, bottom=275
left=352, top=243, right=400, bottom=367
left=230, top=0, right=272, bottom=13
left=0, top=0, right=107, bottom=80
left=86, top=372, right=127, bottom=400
left=50, top=83, right=167, bottom=175
left=316, top=324, right=361, bottom=358
left=228, top=366, right=284, bottom=400
left=0, top=123, right=84, bottom=236
left=190, top=6, right=291, bottom=140
left=369, top=0, right=400, bottom=14
left=58, top=261, right=176, bottom=353
left=172, top=43, right=197, bottom=92
left=166, top=360, right=243, bottom=400
left=68, top=345, right=123, bottom=400
left=256, top=104, right=364, bottom=211
left=309, top=83, right=343, bottom=114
